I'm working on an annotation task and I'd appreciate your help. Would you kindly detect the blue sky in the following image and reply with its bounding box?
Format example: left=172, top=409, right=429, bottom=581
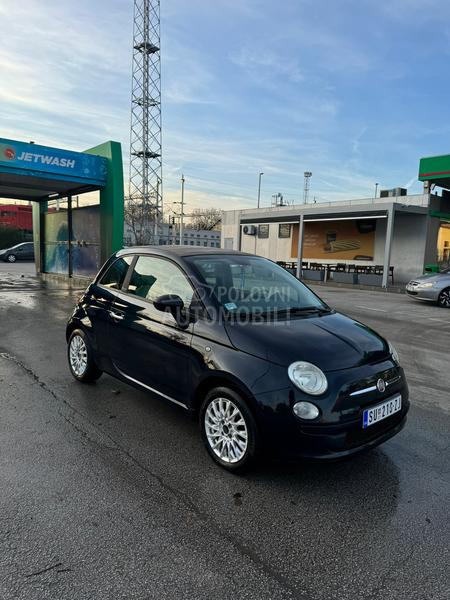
left=2, top=0, right=450, bottom=211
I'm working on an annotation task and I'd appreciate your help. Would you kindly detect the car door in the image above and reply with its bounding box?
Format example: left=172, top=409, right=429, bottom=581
left=108, top=254, right=195, bottom=407
left=23, top=243, right=34, bottom=260
left=14, top=244, right=25, bottom=260
left=85, top=255, right=134, bottom=366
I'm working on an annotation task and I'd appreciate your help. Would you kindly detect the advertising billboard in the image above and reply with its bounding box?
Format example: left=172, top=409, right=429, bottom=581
left=291, top=220, right=376, bottom=261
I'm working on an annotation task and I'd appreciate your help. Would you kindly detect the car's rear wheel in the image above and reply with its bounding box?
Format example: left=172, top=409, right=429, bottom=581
left=6, top=254, right=16, bottom=263
left=68, top=329, right=102, bottom=382
left=200, top=387, right=259, bottom=473
left=438, top=287, right=450, bottom=308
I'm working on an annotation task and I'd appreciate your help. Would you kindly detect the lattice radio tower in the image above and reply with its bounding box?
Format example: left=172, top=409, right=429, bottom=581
left=303, top=171, right=312, bottom=204
left=129, top=0, right=162, bottom=243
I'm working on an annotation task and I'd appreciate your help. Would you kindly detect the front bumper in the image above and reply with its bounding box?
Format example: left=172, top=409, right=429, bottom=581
left=254, top=361, right=409, bottom=460
left=406, top=285, right=439, bottom=302
left=274, top=407, right=408, bottom=460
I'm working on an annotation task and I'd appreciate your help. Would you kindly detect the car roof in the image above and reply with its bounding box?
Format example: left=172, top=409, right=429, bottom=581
left=116, top=246, right=253, bottom=259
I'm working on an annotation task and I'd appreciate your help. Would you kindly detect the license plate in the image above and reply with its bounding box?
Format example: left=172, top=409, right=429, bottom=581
left=362, top=395, right=402, bottom=429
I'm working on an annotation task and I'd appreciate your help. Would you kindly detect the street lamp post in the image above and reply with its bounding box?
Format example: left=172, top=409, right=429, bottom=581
left=257, top=172, right=264, bottom=209
left=180, top=174, right=185, bottom=245
left=374, top=182, right=379, bottom=200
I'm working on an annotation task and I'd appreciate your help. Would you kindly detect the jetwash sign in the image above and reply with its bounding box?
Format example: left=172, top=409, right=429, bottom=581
left=0, top=138, right=107, bottom=185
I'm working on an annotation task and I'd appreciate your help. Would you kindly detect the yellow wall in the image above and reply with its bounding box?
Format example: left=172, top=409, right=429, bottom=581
left=438, top=224, right=450, bottom=260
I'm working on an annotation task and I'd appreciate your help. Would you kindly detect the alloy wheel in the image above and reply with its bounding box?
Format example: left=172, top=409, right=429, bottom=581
left=438, top=288, right=450, bottom=308
left=69, top=334, right=88, bottom=377
left=7, top=254, right=16, bottom=263
left=204, top=398, right=248, bottom=464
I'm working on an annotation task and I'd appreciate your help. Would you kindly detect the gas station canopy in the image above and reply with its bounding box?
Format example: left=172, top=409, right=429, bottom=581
left=419, top=154, right=450, bottom=190
left=0, top=138, right=108, bottom=201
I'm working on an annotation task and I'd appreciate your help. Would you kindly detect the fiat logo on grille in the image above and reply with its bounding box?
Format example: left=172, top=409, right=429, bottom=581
left=377, top=379, right=386, bottom=393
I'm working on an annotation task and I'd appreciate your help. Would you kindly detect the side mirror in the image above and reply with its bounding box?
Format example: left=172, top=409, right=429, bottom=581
left=154, top=294, right=194, bottom=329
left=153, top=294, right=184, bottom=313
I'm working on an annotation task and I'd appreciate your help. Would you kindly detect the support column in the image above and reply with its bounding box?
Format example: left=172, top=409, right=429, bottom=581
left=32, top=201, right=47, bottom=275
left=382, top=206, right=395, bottom=288
left=296, top=214, right=304, bottom=279
left=67, top=195, right=73, bottom=277
left=84, top=141, right=124, bottom=264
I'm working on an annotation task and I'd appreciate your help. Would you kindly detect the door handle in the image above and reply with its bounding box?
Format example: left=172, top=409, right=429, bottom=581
left=109, top=310, right=124, bottom=322
left=114, top=301, right=129, bottom=309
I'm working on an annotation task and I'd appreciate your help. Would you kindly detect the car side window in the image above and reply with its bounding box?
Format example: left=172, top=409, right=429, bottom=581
left=126, top=256, right=194, bottom=308
left=99, top=256, right=133, bottom=290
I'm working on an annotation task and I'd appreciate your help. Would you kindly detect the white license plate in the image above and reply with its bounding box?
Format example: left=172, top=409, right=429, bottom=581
left=362, top=395, right=402, bottom=429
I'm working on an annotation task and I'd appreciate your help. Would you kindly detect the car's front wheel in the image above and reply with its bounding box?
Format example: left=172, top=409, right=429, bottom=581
left=438, top=287, right=450, bottom=308
left=68, top=329, right=102, bottom=382
left=6, top=254, right=16, bottom=263
left=200, top=387, right=260, bottom=473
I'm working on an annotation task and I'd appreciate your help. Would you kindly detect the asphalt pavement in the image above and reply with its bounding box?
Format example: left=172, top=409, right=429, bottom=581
left=0, top=266, right=449, bottom=600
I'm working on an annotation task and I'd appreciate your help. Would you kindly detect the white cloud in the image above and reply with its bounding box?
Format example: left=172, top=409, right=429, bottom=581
left=0, top=0, right=131, bottom=150
left=0, top=0, right=430, bottom=213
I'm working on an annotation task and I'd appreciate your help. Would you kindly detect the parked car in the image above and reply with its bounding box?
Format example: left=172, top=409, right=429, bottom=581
left=0, top=241, right=34, bottom=262
left=66, top=247, right=409, bottom=472
left=406, top=268, right=450, bottom=308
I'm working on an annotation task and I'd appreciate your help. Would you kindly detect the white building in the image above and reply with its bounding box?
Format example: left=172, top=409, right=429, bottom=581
left=222, top=192, right=450, bottom=286
left=124, top=222, right=221, bottom=248
left=164, top=225, right=221, bottom=248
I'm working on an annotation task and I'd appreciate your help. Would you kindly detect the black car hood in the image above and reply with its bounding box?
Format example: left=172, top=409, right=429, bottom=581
left=224, top=312, right=389, bottom=372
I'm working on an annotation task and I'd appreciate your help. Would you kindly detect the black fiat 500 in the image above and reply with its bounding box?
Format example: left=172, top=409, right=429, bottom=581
left=66, top=247, right=409, bottom=472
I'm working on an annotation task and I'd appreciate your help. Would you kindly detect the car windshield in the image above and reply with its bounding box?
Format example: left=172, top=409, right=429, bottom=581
left=186, top=254, right=328, bottom=315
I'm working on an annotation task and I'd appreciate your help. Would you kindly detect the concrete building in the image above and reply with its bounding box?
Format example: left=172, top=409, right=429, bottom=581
left=222, top=192, right=450, bottom=286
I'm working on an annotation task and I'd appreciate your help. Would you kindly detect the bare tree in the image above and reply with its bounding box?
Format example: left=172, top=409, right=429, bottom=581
left=124, top=198, right=156, bottom=245
left=189, top=208, right=222, bottom=231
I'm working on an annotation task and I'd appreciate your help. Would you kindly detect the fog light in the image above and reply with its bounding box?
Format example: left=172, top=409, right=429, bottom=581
left=293, top=401, right=320, bottom=420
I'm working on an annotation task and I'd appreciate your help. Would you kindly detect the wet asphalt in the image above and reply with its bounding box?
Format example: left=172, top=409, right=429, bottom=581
left=0, top=263, right=449, bottom=600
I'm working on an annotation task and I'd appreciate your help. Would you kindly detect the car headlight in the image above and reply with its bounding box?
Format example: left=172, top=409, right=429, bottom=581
left=288, top=361, right=328, bottom=395
left=418, top=282, right=433, bottom=288
left=388, top=341, right=400, bottom=365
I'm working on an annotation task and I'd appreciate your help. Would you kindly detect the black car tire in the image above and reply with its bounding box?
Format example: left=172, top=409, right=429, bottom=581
left=6, top=254, right=16, bottom=263
left=68, top=329, right=102, bottom=383
left=438, top=287, right=450, bottom=308
left=200, top=387, right=260, bottom=473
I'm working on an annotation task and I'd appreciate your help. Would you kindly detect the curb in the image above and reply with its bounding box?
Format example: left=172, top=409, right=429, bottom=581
left=39, top=272, right=91, bottom=289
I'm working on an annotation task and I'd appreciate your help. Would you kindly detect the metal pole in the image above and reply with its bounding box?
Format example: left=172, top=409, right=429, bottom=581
left=382, top=207, right=395, bottom=288
left=296, top=214, right=304, bottom=279
left=257, top=172, right=264, bottom=208
left=154, top=179, right=160, bottom=244
left=374, top=183, right=379, bottom=201
left=179, top=174, right=185, bottom=245
left=67, top=195, right=73, bottom=278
